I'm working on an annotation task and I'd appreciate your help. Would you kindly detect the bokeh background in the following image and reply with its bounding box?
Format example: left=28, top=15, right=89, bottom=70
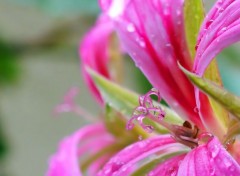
left=0, top=0, right=239, bottom=175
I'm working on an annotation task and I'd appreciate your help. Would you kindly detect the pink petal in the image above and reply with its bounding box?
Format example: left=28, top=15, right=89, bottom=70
left=193, top=0, right=240, bottom=137
left=177, top=137, right=240, bottom=176
left=148, top=154, right=185, bottom=176
left=102, top=0, right=204, bottom=128
left=97, top=135, right=187, bottom=176
left=194, top=0, right=240, bottom=75
left=80, top=15, right=113, bottom=105
left=46, top=123, right=115, bottom=176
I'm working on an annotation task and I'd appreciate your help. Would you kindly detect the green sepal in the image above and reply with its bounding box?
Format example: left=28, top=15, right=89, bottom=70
left=180, top=66, right=240, bottom=121
left=184, top=0, right=204, bottom=59
left=87, top=68, right=183, bottom=134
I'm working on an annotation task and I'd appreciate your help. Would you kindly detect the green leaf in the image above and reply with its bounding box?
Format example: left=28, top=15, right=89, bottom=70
left=87, top=68, right=183, bottom=134
left=180, top=66, right=240, bottom=121
left=184, top=0, right=204, bottom=59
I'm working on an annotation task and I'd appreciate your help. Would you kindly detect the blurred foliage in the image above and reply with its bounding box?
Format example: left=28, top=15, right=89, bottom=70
left=218, top=46, right=240, bottom=96
left=0, top=116, right=8, bottom=160
left=0, top=41, right=19, bottom=85
left=8, top=0, right=99, bottom=16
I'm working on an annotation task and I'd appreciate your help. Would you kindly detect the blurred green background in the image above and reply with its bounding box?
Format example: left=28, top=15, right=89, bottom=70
left=0, top=0, right=240, bottom=175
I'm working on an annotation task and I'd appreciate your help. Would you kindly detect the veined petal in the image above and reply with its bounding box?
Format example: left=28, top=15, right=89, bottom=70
left=194, top=0, right=240, bottom=75
left=97, top=135, right=187, bottom=176
left=46, top=123, right=115, bottom=176
left=148, top=154, right=185, bottom=176
left=177, top=137, right=240, bottom=176
left=101, top=0, right=204, bottom=128
left=80, top=15, right=113, bottom=104
left=192, top=0, right=240, bottom=138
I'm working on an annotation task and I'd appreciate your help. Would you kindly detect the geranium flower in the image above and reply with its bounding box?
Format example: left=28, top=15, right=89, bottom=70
left=47, top=0, right=240, bottom=175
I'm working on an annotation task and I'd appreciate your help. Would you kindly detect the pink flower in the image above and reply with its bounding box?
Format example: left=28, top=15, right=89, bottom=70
left=47, top=0, right=240, bottom=175
left=80, top=15, right=114, bottom=104
left=47, top=123, right=116, bottom=176
left=95, top=0, right=240, bottom=175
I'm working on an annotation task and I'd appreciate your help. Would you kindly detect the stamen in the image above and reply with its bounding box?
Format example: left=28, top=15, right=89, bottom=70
left=127, top=88, right=201, bottom=148
left=126, top=88, right=165, bottom=133
left=54, top=87, right=96, bottom=122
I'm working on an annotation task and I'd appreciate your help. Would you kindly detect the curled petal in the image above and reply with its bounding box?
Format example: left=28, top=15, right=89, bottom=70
left=80, top=15, right=113, bottom=104
left=46, top=123, right=115, bottom=176
left=194, top=0, right=240, bottom=75
left=192, top=0, right=240, bottom=138
left=177, top=137, right=240, bottom=176
left=97, top=135, right=187, bottom=176
left=103, top=0, right=203, bottom=128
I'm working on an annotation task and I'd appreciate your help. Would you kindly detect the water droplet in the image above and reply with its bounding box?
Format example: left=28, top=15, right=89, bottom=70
left=138, top=135, right=143, bottom=141
left=144, top=125, right=154, bottom=133
left=195, top=44, right=199, bottom=50
left=176, top=9, right=181, bottom=16
left=166, top=43, right=172, bottom=47
left=139, top=141, right=147, bottom=148
left=148, top=171, right=154, bottom=176
left=194, top=107, right=199, bottom=113
left=136, top=37, right=146, bottom=48
left=127, top=23, right=135, bottom=32
left=206, top=19, right=214, bottom=28
left=210, top=144, right=220, bottom=158
left=198, top=132, right=213, bottom=145
left=221, top=27, right=227, bottom=31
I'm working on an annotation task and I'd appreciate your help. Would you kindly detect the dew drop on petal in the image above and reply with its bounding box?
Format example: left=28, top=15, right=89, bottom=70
left=176, top=9, right=181, bottom=16
left=166, top=43, right=172, bottom=47
left=194, top=107, right=199, bottom=113
left=221, top=27, right=227, bottom=31
left=198, top=132, right=214, bottom=145
left=138, top=135, right=143, bottom=141
left=147, top=171, right=154, bottom=176
left=127, top=23, right=135, bottom=32
left=210, top=144, right=220, bottom=158
left=144, top=125, right=154, bottom=133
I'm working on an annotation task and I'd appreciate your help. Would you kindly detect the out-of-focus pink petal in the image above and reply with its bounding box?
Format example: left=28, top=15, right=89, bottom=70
left=97, top=135, right=187, bottom=176
left=177, top=137, right=240, bottom=176
left=148, top=154, right=185, bottom=176
left=193, top=0, right=240, bottom=137
left=46, top=123, right=115, bottom=176
left=101, top=0, right=204, bottom=128
left=80, top=15, right=113, bottom=105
